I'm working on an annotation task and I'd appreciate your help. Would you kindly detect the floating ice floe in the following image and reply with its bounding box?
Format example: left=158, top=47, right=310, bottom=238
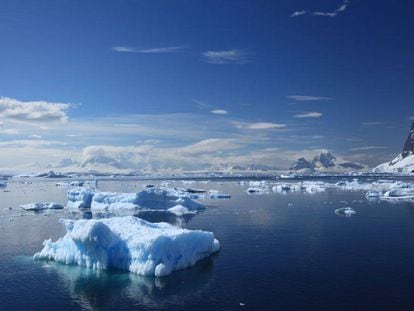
left=246, top=187, right=269, bottom=194
left=380, top=188, right=414, bottom=201
left=33, top=216, right=220, bottom=277
left=206, top=190, right=231, bottom=199
left=21, top=202, right=64, bottom=211
left=335, top=207, right=356, bottom=217
left=56, top=181, right=84, bottom=187
left=0, top=181, right=7, bottom=187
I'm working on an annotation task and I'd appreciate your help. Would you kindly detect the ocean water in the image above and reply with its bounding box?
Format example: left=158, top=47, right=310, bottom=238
left=1, top=178, right=414, bottom=310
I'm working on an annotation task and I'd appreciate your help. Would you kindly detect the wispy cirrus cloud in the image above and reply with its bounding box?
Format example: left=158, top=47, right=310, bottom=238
left=201, top=49, right=249, bottom=64
left=0, top=97, right=70, bottom=123
left=361, top=122, right=384, bottom=126
left=112, top=46, right=187, bottom=54
left=290, top=0, right=351, bottom=18
left=349, top=146, right=388, bottom=151
left=290, top=11, right=307, bottom=18
left=288, top=95, right=332, bottom=101
left=246, top=122, right=286, bottom=130
left=210, top=109, right=228, bottom=115
left=294, top=112, right=323, bottom=118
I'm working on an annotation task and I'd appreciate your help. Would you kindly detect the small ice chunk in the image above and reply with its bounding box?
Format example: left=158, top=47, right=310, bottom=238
left=21, top=202, right=64, bottom=211
left=167, top=205, right=195, bottom=216
left=207, top=190, right=231, bottom=199
left=335, top=207, right=356, bottom=217
left=33, top=216, right=220, bottom=277
left=365, top=190, right=381, bottom=198
left=246, top=187, right=268, bottom=194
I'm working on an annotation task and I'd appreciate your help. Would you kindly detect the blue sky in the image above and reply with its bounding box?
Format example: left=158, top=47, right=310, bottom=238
left=0, top=0, right=413, bottom=171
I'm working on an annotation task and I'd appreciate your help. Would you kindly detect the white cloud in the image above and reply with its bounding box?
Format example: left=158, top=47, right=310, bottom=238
left=294, top=112, right=323, bottom=118
left=112, top=46, right=187, bottom=54
left=290, top=11, right=307, bottom=18
left=201, top=49, right=249, bottom=64
left=0, top=128, right=19, bottom=135
left=178, top=138, right=242, bottom=155
left=361, top=122, right=384, bottom=126
left=210, top=109, right=228, bottom=115
left=0, top=97, right=70, bottom=122
left=288, top=95, right=332, bottom=101
left=247, top=122, right=286, bottom=130
left=28, top=134, right=42, bottom=139
left=290, top=0, right=351, bottom=18
left=350, top=146, right=388, bottom=151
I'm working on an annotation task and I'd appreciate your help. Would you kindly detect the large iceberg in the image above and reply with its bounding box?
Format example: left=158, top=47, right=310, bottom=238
left=34, top=216, right=220, bottom=277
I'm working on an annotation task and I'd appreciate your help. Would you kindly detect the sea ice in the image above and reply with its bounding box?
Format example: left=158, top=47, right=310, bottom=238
left=33, top=216, right=220, bottom=277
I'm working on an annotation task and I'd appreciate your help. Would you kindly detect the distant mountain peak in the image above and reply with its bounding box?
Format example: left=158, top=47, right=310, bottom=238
left=290, top=151, right=365, bottom=173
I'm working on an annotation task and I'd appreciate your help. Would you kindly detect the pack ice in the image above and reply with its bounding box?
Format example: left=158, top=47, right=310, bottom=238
left=33, top=216, right=220, bottom=277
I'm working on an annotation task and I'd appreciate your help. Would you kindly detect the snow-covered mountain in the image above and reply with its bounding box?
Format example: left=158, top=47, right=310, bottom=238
left=290, top=151, right=366, bottom=173
left=373, top=122, right=414, bottom=173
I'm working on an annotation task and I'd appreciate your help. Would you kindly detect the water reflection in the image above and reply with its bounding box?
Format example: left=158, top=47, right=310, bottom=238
left=41, top=256, right=216, bottom=310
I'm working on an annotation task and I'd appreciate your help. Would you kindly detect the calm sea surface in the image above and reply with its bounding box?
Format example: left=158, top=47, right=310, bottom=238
left=1, top=178, right=414, bottom=310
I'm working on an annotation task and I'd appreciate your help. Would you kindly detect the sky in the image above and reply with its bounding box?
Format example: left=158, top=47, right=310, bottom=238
left=0, top=0, right=413, bottom=172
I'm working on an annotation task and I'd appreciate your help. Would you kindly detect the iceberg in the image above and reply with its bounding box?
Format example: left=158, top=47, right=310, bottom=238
left=33, top=216, right=220, bottom=277
left=90, top=187, right=205, bottom=212
left=91, top=192, right=139, bottom=210
left=67, top=187, right=95, bottom=209
left=21, top=202, right=64, bottom=211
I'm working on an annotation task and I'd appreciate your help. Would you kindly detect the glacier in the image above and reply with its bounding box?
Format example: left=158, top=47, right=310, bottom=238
left=33, top=216, right=220, bottom=277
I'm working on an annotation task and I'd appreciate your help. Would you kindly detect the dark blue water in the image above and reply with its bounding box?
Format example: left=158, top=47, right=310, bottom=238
left=1, top=179, right=414, bottom=310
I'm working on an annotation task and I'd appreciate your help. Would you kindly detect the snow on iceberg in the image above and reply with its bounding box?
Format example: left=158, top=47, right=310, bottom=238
left=33, top=216, right=220, bottom=277
left=67, top=187, right=95, bottom=209
left=21, top=202, right=64, bottom=211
